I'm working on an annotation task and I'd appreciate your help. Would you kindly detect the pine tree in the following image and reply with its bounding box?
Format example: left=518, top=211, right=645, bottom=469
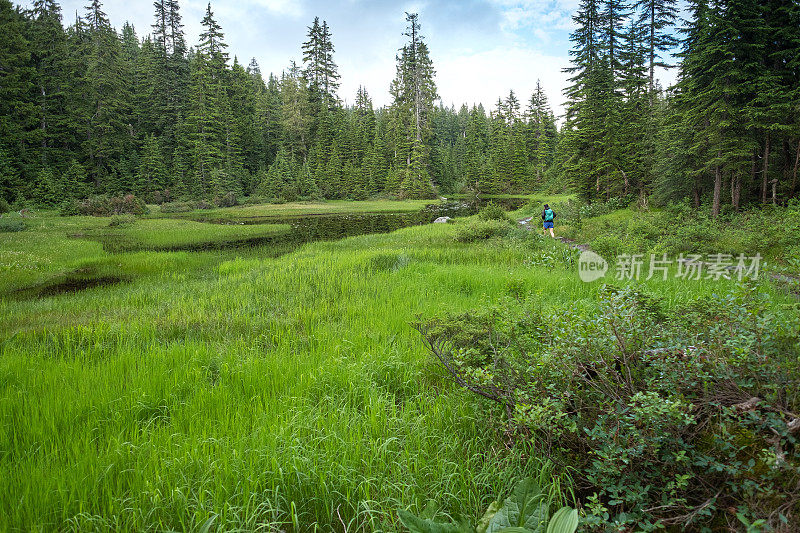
left=198, top=2, right=228, bottom=71
left=389, top=12, right=438, bottom=198
left=563, top=0, right=607, bottom=200
left=280, top=66, right=312, bottom=161
left=136, top=134, right=167, bottom=197
left=302, top=17, right=340, bottom=111
left=82, top=0, right=129, bottom=190
left=187, top=50, right=224, bottom=193
left=633, top=0, right=678, bottom=92
left=0, top=0, right=35, bottom=191
left=185, top=2, right=231, bottom=194
left=61, top=159, right=88, bottom=199
left=32, top=167, right=58, bottom=206
left=29, top=0, right=69, bottom=170
left=0, top=148, right=21, bottom=203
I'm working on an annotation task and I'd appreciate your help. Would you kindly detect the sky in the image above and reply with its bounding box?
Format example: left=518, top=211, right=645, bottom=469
left=25, top=0, right=680, bottom=118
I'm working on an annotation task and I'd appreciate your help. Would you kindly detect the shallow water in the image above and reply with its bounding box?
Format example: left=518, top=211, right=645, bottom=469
left=12, top=198, right=529, bottom=300
left=182, top=197, right=529, bottom=251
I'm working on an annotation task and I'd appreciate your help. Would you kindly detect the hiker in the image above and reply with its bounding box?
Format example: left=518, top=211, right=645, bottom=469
left=541, top=204, right=556, bottom=238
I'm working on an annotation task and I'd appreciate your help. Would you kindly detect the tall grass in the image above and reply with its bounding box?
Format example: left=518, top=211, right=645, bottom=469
left=0, top=203, right=788, bottom=531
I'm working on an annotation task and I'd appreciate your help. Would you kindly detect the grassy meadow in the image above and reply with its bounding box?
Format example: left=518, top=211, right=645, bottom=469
left=0, top=198, right=794, bottom=531
left=161, top=199, right=441, bottom=222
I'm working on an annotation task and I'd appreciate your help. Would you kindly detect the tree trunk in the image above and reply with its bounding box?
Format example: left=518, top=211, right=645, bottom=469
left=731, top=173, right=741, bottom=211
left=712, top=161, right=722, bottom=219
left=792, top=139, right=799, bottom=198
left=693, top=186, right=700, bottom=208
left=761, top=132, right=770, bottom=204
left=620, top=167, right=629, bottom=196
left=648, top=3, right=655, bottom=93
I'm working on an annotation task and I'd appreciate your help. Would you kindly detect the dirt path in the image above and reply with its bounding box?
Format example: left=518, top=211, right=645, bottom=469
left=518, top=217, right=593, bottom=252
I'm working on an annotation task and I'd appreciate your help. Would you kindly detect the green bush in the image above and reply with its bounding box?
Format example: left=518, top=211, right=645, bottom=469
left=454, top=219, right=512, bottom=243
left=77, top=194, right=148, bottom=216
left=477, top=201, right=513, bottom=223
left=399, top=475, right=578, bottom=533
left=108, top=214, right=136, bottom=227
left=0, top=197, right=10, bottom=214
left=579, top=196, right=635, bottom=219
left=417, top=286, right=800, bottom=531
left=58, top=199, right=80, bottom=216
left=589, top=234, right=625, bottom=259
left=0, top=217, right=26, bottom=232
left=213, top=191, right=238, bottom=208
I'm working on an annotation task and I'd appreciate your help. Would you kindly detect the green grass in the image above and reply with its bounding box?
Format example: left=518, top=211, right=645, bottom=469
left=87, top=218, right=291, bottom=252
left=0, top=200, right=791, bottom=531
left=0, top=214, right=290, bottom=296
left=160, top=199, right=441, bottom=221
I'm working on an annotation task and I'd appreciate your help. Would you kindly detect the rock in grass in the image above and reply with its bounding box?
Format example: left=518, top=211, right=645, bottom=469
left=433, top=216, right=451, bottom=224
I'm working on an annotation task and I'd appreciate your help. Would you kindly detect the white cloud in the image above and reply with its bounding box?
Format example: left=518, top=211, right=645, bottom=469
left=489, top=0, right=579, bottom=35
left=249, top=0, right=304, bottom=17
left=434, top=46, right=570, bottom=118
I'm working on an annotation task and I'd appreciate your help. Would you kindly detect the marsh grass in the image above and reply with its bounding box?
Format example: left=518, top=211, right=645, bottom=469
left=161, top=199, right=440, bottom=222
left=0, top=200, right=790, bottom=531
left=88, top=218, right=292, bottom=252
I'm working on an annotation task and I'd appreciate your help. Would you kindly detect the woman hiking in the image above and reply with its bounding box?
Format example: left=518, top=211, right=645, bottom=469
left=541, top=204, right=556, bottom=238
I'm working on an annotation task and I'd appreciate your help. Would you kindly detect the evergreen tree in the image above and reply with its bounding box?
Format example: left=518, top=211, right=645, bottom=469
left=389, top=12, right=438, bottom=198
left=82, top=0, right=129, bottom=189
left=29, top=0, right=69, bottom=169
left=302, top=17, right=340, bottom=110
left=136, top=134, right=167, bottom=197
left=633, top=0, right=678, bottom=92
left=0, top=0, right=34, bottom=201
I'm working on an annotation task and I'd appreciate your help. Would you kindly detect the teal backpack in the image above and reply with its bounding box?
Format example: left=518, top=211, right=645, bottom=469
left=544, top=208, right=554, bottom=222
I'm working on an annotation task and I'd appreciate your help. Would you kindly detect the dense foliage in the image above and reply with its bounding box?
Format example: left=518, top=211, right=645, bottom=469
left=418, top=285, right=800, bottom=530
left=555, top=198, right=800, bottom=279
left=399, top=475, right=578, bottom=533
left=0, top=0, right=559, bottom=206
left=560, top=0, right=800, bottom=215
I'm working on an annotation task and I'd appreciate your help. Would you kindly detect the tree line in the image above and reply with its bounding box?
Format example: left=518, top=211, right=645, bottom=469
left=560, top=0, right=800, bottom=215
left=0, top=0, right=559, bottom=207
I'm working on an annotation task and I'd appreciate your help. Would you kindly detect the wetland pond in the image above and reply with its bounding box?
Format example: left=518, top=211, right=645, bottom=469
left=13, top=197, right=529, bottom=299
left=153, top=197, right=529, bottom=252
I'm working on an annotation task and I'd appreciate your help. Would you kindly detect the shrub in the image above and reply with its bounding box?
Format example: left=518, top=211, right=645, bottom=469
left=579, top=196, right=634, bottom=219
left=399, top=475, right=578, bottom=533
left=0, top=198, right=10, bottom=214
left=0, top=217, right=26, bottom=232
left=194, top=199, right=214, bottom=210
left=77, top=195, right=111, bottom=216
left=417, top=286, right=800, bottom=531
left=77, top=194, right=148, bottom=216
left=454, top=219, right=512, bottom=243
left=109, top=194, right=148, bottom=216
left=477, top=201, right=513, bottom=223
left=589, top=234, right=625, bottom=259
left=149, top=189, right=172, bottom=205
left=213, top=191, right=238, bottom=208
left=159, top=201, right=193, bottom=213
left=108, top=214, right=136, bottom=227
left=58, top=200, right=80, bottom=216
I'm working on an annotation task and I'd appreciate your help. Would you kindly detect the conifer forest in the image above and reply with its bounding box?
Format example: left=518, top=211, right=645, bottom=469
left=1, top=0, right=798, bottom=210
